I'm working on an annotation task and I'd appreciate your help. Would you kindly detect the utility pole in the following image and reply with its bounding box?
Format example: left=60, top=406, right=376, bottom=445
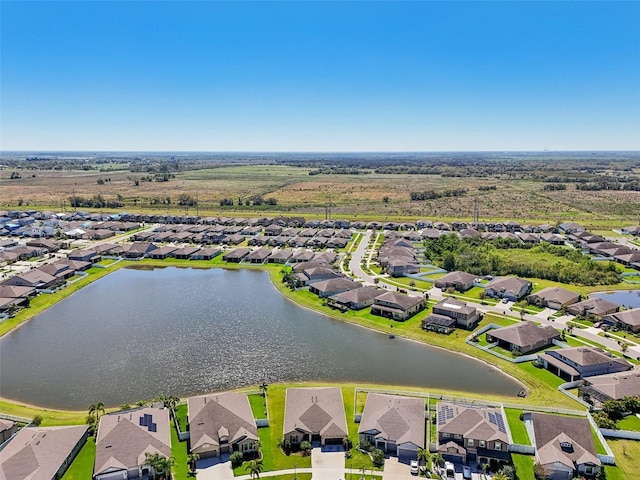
left=196, top=189, right=200, bottom=216
left=473, top=197, right=479, bottom=223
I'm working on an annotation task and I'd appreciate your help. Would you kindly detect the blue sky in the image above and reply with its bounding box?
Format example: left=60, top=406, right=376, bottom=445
left=1, top=1, right=639, bottom=152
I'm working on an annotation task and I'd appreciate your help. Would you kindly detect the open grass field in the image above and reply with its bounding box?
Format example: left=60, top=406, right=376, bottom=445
left=504, top=409, right=530, bottom=445
left=3, top=159, right=640, bottom=226
left=607, top=439, right=640, bottom=480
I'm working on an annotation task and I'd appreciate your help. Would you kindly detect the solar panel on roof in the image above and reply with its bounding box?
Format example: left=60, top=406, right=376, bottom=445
left=149, top=423, right=157, bottom=432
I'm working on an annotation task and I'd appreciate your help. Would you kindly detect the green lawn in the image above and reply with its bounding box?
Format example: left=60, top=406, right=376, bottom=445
left=249, top=393, right=268, bottom=420
left=511, top=453, right=535, bottom=480
left=174, top=404, right=188, bottom=432
left=504, top=409, right=530, bottom=445
left=618, top=415, right=640, bottom=432
left=607, top=439, right=640, bottom=480
left=171, top=419, right=191, bottom=480
left=61, top=436, right=96, bottom=480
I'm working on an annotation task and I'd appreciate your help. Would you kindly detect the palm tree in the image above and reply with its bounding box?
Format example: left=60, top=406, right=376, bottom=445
left=432, top=453, right=444, bottom=469
left=342, top=436, right=352, bottom=451
left=492, top=473, right=508, bottom=480
left=187, top=453, right=200, bottom=475
left=144, top=452, right=175, bottom=480
left=96, top=401, right=105, bottom=419
left=259, top=381, right=268, bottom=397
left=416, top=447, right=430, bottom=475
left=245, top=459, right=264, bottom=480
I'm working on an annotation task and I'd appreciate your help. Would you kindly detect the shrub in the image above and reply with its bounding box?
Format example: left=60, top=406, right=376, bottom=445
left=230, top=451, right=244, bottom=467
left=300, top=441, right=312, bottom=455
left=372, top=448, right=385, bottom=467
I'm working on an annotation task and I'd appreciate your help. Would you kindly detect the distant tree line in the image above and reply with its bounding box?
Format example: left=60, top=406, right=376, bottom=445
left=543, top=183, right=566, bottom=191
left=410, top=189, right=467, bottom=201
left=219, top=195, right=278, bottom=207
left=68, top=195, right=124, bottom=209
left=478, top=185, right=497, bottom=191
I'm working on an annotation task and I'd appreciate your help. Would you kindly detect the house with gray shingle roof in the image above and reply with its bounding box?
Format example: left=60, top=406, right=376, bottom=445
left=329, top=286, right=385, bottom=310
left=434, top=271, right=477, bottom=292
left=358, top=393, right=426, bottom=459
left=529, top=413, right=600, bottom=480
left=603, top=308, right=640, bottom=333
left=188, top=392, right=259, bottom=458
left=527, top=287, right=580, bottom=310
left=436, top=402, right=511, bottom=468
left=538, top=347, right=632, bottom=382
left=309, top=277, right=361, bottom=298
left=94, top=407, right=171, bottom=480
left=283, top=387, right=348, bottom=447
left=431, top=297, right=480, bottom=329
left=567, top=298, right=619, bottom=318
left=484, top=277, right=532, bottom=302
left=0, top=425, right=88, bottom=480
left=486, top=321, right=560, bottom=354
left=579, top=370, right=640, bottom=408
left=370, top=292, right=426, bottom=321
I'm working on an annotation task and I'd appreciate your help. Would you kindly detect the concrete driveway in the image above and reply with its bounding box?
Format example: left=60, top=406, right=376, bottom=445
left=195, top=455, right=234, bottom=480
left=312, top=446, right=345, bottom=480
left=382, top=457, right=412, bottom=480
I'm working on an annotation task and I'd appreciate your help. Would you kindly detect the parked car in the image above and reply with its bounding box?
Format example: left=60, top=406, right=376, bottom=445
left=410, top=460, right=419, bottom=475
left=502, top=297, right=509, bottom=304
left=462, top=466, right=472, bottom=480
left=444, top=462, right=455, bottom=479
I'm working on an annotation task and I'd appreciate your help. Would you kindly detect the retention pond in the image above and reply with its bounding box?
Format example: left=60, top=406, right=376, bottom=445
left=0, top=267, right=521, bottom=409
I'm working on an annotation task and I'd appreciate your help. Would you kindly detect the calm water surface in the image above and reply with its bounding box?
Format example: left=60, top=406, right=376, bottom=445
left=591, top=290, right=640, bottom=309
left=0, top=267, right=520, bottom=409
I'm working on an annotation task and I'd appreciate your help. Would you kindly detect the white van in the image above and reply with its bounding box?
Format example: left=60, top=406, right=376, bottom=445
left=444, top=462, right=456, bottom=479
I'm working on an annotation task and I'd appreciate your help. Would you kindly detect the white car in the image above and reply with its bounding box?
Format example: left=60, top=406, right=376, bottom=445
left=410, top=460, right=419, bottom=475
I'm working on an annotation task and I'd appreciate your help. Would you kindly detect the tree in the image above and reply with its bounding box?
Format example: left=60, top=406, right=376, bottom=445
left=443, top=253, right=456, bottom=272
left=230, top=451, right=243, bottom=467
left=144, top=452, right=175, bottom=480
left=500, top=465, right=516, bottom=480
left=533, top=462, right=549, bottom=480
left=342, top=436, right=353, bottom=451
left=432, top=453, right=445, bottom=468
left=371, top=448, right=385, bottom=467
left=300, top=440, right=312, bottom=455
left=245, top=459, right=264, bottom=480
left=492, top=473, right=509, bottom=480
left=187, top=453, right=200, bottom=474
left=259, top=381, right=268, bottom=397
left=31, top=414, right=43, bottom=426
left=417, top=447, right=430, bottom=473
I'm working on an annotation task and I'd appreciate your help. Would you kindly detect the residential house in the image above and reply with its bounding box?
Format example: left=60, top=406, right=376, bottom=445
left=94, top=407, right=171, bottom=480
left=268, top=249, right=294, bottom=264
left=187, top=392, right=259, bottom=458
left=150, top=246, right=178, bottom=259
left=527, top=287, right=580, bottom=310
left=421, top=313, right=457, bottom=334
left=434, top=271, right=477, bottom=292
left=0, top=419, right=18, bottom=443
left=0, top=425, right=88, bottom=480
left=283, top=387, right=348, bottom=447
left=290, top=251, right=315, bottom=263
left=385, top=259, right=420, bottom=277
left=578, top=370, right=640, bottom=408
left=486, top=322, right=560, bottom=354
left=223, top=248, right=251, bottom=263
left=121, top=242, right=157, bottom=259
left=538, top=347, right=632, bottom=382
left=358, top=393, right=426, bottom=460
left=567, top=298, right=620, bottom=318
left=484, top=277, right=532, bottom=302
left=295, top=266, right=342, bottom=286
left=190, top=247, right=221, bottom=260
left=529, top=413, right=601, bottom=480
left=603, top=308, right=640, bottom=333
left=309, top=277, right=360, bottom=298
left=3, top=269, right=60, bottom=290
left=245, top=248, right=272, bottom=264
left=370, top=292, right=426, bottom=321
left=436, top=402, right=511, bottom=469
left=328, top=286, right=384, bottom=310
left=430, top=297, right=480, bottom=329
left=173, top=246, right=201, bottom=259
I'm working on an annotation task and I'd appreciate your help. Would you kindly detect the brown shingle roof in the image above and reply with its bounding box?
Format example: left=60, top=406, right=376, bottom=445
left=488, top=322, right=559, bottom=349
left=583, top=370, right=640, bottom=400
left=437, top=402, right=509, bottom=444
left=358, top=394, right=425, bottom=448
left=284, top=388, right=348, bottom=439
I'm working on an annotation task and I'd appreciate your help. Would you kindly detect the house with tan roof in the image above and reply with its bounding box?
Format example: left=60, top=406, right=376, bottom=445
left=187, top=392, right=259, bottom=458
left=430, top=297, right=480, bottom=329
left=567, top=298, right=620, bottom=318
left=358, top=393, right=425, bottom=459
left=603, top=308, right=640, bottom=333
left=283, top=387, right=348, bottom=447
left=370, top=292, right=426, bottom=321
left=436, top=402, right=511, bottom=469
left=527, top=287, right=580, bottom=310
left=484, top=277, right=532, bottom=302
left=529, top=413, right=601, bottom=480
left=309, top=277, right=361, bottom=298
left=0, top=418, right=18, bottom=443
left=578, top=370, right=640, bottom=408
left=538, top=347, right=632, bottom=382
left=0, top=425, right=88, bottom=480
left=328, top=286, right=385, bottom=310
left=486, top=321, right=560, bottom=354
left=3, top=269, right=60, bottom=290
left=94, top=407, right=171, bottom=480
left=434, top=271, right=477, bottom=292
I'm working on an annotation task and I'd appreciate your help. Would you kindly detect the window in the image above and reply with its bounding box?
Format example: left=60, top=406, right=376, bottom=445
left=467, top=439, right=474, bottom=446
left=442, top=432, right=450, bottom=438
left=494, top=442, right=502, bottom=450
left=454, top=434, right=462, bottom=439
left=479, top=441, right=485, bottom=448
left=585, top=466, right=595, bottom=475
